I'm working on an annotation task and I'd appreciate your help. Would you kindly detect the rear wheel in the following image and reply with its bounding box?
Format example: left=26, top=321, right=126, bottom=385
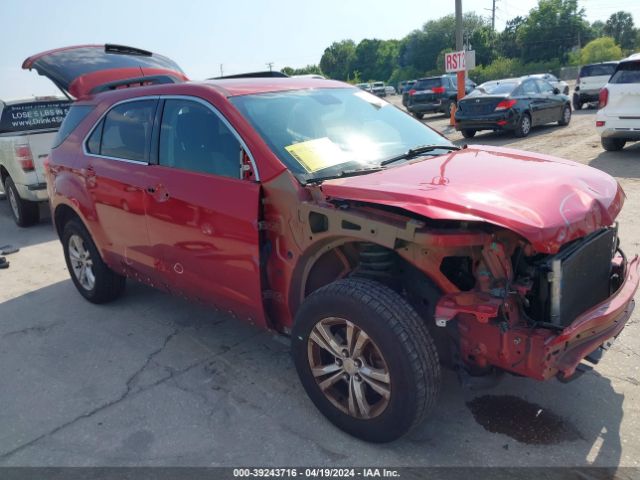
left=514, top=113, right=532, bottom=137
left=558, top=104, right=572, bottom=126
left=4, top=176, right=39, bottom=227
left=461, top=129, right=476, bottom=139
left=62, top=219, right=125, bottom=304
left=291, top=278, right=440, bottom=443
left=413, top=112, right=424, bottom=120
left=601, top=138, right=626, bottom=152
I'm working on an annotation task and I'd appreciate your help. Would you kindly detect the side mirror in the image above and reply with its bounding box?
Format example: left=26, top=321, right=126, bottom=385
left=553, top=87, right=560, bottom=95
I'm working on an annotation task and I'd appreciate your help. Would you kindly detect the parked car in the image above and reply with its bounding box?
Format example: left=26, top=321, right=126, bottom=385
left=0, top=97, right=70, bottom=226
left=385, top=85, right=396, bottom=96
left=406, top=75, right=461, bottom=119
left=529, top=73, right=569, bottom=95
left=455, top=76, right=572, bottom=138
left=596, top=53, right=640, bottom=151
left=401, top=80, right=416, bottom=107
left=355, top=82, right=372, bottom=92
left=371, top=81, right=386, bottom=97
left=32, top=44, right=639, bottom=443
left=573, top=62, right=618, bottom=110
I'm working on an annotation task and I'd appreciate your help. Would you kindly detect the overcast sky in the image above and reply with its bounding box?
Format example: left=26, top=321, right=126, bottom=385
left=1, top=0, right=639, bottom=99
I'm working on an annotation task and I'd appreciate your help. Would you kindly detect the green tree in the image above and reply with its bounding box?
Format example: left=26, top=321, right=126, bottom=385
left=281, top=65, right=324, bottom=76
left=497, top=16, right=526, bottom=59
left=604, top=11, right=636, bottom=50
left=590, top=20, right=605, bottom=39
left=319, top=40, right=356, bottom=80
left=578, top=37, right=623, bottom=64
left=517, top=0, right=590, bottom=62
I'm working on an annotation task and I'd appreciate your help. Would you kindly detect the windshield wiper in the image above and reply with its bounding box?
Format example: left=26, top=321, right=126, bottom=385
left=303, top=166, right=385, bottom=184
left=380, top=144, right=461, bottom=166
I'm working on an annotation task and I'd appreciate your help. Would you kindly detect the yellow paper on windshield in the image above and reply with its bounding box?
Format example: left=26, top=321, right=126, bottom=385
left=285, top=137, right=347, bottom=173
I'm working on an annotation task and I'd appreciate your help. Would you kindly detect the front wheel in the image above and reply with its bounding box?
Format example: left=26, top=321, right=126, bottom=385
left=558, top=104, right=571, bottom=126
left=62, top=219, right=126, bottom=304
left=601, top=138, right=626, bottom=152
left=4, top=176, right=39, bottom=227
left=514, top=113, right=532, bottom=137
left=413, top=112, right=424, bottom=120
left=291, top=278, right=440, bottom=443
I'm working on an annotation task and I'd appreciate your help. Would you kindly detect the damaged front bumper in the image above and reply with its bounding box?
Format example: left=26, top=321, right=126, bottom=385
left=435, top=254, right=639, bottom=381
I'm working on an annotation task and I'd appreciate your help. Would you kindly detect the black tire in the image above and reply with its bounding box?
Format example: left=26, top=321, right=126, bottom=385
left=62, top=218, right=125, bottom=304
left=558, top=104, right=572, bottom=126
left=601, top=138, right=626, bottom=152
left=4, top=176, right=39, bottom=227
left=413, top=112, right=424, bottom=120
left=572, top=99, right=582, bottom=111
left=514, top=113, right=532, bottom=137
left=461, top=129, right=476, bottom=139
left=291, top=277, right=440, bottom=443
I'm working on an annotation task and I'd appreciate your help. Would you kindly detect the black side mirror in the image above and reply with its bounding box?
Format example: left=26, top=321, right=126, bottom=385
left=553, top=87, right=560, bottom=95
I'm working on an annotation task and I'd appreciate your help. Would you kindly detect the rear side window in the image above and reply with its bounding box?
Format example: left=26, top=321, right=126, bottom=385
left=0, top=100, right=71, bottom=135
left=580, top=64, right=616, bottom=77
left=158, top=99, right=241, bottom=178
left=535, top=79, right=554, bottom=94
left=52, top=105, right=92, bottom=148
left=99, top=100, right=157, bottom=162
left=610, top=62, right=640, bottom=84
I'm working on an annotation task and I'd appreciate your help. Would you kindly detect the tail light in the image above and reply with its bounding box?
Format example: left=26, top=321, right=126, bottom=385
left=15, top=145, right=34, bottom=171
left=599, top=88, right=609, bottom=109
left=494, top=99, right=517, bottom=111
left=596, top=120, right=606, bottom=127
left=432, top=86, right=445, bottom=94
left=409, top=89, right=416, bottom=96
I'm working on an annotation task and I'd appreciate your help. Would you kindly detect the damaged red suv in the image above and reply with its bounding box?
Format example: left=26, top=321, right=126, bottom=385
left=28, top=45, right=639, bottom=442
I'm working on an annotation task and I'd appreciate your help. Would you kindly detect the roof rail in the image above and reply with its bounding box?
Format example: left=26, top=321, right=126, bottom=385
left=105, top=44, right=152, bottom=56
left=210, top=71, right=289, bottom=80
left=90, top=74, right=183, bottom=94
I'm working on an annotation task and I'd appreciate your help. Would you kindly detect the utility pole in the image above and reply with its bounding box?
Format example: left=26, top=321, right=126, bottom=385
left=266, top=62, right=274, bottom=72
left=491, top=0, right=496, bottom=31
left=219, top=64, right=224, bottom=77
left=455, top=0, right=465, bottom=103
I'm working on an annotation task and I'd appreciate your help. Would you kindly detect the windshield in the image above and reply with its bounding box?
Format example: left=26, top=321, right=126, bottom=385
left=231, top=88, right=451, bottom=182
left=0, top=100, right=71, bottom=134
left=415, top=78, right=442, bottom=90
left=580, top=64, right=617, bottom=77
left=475, top=81, right=518, bottom=95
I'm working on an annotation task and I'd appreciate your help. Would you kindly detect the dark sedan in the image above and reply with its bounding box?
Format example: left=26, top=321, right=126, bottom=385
left=455, top=77, right=572, bottom=138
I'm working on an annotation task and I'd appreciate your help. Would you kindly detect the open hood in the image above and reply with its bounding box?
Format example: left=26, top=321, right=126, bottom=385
left=22, top=44, right=188, bottom=99
left=321, top=145, right=624, bottom=254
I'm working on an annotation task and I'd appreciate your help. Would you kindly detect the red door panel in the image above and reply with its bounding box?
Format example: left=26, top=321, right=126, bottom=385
left=144, top=167, right=265, bottom=326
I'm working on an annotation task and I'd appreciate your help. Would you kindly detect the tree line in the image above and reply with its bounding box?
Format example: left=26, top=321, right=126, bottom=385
left=283, top=0, right=638, bottom=84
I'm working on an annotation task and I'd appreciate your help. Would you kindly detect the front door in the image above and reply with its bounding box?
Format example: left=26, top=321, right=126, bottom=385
left=144, top=97, right=265, bottom=325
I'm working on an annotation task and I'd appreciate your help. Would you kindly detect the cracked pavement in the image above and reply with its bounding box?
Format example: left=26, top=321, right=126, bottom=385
left=0, top=108, right=639, bottom=467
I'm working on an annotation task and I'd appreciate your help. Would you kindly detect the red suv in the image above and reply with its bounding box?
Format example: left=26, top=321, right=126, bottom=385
left=29, top=45, right=639, bottom=442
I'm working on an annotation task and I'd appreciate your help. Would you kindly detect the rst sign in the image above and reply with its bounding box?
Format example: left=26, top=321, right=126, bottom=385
left=445, top=50, right=476, bottom=73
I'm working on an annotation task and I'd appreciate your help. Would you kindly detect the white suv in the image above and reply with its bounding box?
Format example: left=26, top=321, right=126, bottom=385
left=596, top=54, right=640, bottom=151
left=573, top=62, right=618, bottom=110
left=0, top=97, right=70, bottom=226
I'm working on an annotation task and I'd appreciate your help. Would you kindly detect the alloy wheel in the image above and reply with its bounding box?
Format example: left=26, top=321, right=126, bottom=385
left=68, top=234, right=95, bottom=290
left=307, top=317, right=391, bottom=419
left=521, top=115, right=531, bottom=135
left=7, top=185, right=19, bottom=220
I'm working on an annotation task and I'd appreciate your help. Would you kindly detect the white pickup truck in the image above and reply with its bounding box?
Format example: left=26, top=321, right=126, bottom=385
left=0, top=98, right=70, bottom=226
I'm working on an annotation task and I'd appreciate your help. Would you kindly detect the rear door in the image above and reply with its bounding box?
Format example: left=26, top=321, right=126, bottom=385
left=83, top=98, right=159, bottom=280
left=144, top=96, right=265, bottom=326
left=579, top=64, right=617, bottom=93
left=520, top=80, right=546, bottom=125
left=23, top=44, right=188, bottom=98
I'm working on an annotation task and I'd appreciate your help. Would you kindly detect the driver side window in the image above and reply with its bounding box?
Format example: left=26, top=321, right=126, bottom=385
left=159, top=99, right=241, bottom=179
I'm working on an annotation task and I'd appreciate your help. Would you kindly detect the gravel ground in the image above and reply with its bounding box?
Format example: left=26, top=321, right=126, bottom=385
left=0, top=97, right=639, bottom=468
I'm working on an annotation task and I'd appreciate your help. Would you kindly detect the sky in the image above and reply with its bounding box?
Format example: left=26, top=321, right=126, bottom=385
left=1, top=0, right=639, bottom=99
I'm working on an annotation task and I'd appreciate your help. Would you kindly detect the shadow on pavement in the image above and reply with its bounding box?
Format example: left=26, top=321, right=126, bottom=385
left=0, top=277, right=626, bottom=467
left=590, top=143, right=640, bottom=179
